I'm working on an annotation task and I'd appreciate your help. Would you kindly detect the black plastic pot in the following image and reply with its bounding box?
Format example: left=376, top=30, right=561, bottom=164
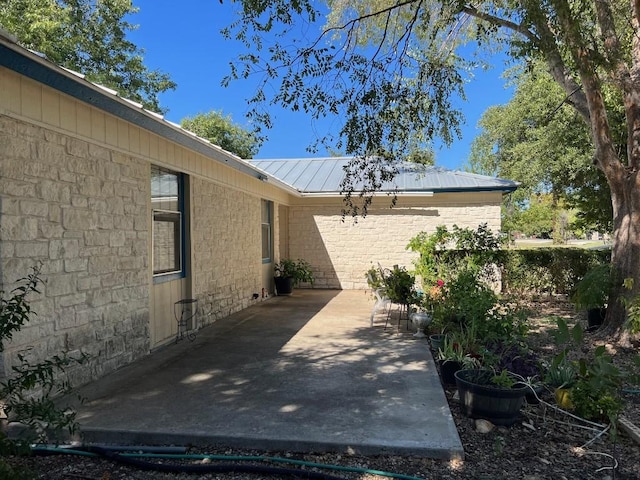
left=454, top=369, right=528, bottom=426
left=274, top=276, right=294, bottom=295
left=515, top=382, right=545, bottom=405
left=440, top=360, right=462, bottom=386
left=587, top=307, right=606, bottom=328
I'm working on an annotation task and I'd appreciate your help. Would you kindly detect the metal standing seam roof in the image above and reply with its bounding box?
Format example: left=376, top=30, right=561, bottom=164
left=249, top=157, right=519, bottom=195
left=0, top=30, right=518, bottom=198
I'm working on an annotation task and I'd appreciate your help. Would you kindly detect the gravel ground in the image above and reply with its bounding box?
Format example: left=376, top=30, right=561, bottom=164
left=5, top=298, right=640, bottom=479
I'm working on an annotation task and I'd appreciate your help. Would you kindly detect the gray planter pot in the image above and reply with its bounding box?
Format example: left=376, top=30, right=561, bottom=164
left=429, top=334, right=446, bottom=350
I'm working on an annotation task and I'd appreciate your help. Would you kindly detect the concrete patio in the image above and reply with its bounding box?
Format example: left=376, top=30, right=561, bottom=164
left=69, top=290, right=463, bottom=459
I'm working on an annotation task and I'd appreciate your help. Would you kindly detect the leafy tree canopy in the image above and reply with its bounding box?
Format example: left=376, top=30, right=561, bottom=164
left=223, top=0, right=640, bottom=338
left=0, top=0, right=176, bottom=113
left=469, top=62, right=614, bottom=233
left=180, top=110, right=260, bottom=159
left=508, top=195, right=556, bottom=239
left=408, top=148, right=436, bottom=165
left=222, top=0, right=469, bottom=214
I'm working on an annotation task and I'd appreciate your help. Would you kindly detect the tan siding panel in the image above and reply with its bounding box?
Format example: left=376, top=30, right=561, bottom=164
left=20, top=79, right=42, bottom=121
left=0, top=69, right=22, bottom=113
left=117, top=120, right=129, bottom=150
left=90, top=110, right=106, bottom=143
left=59, top=96, right=76, bottom=132
left=41, top=88, right=60, bottom=127
left=129, top=126, right=140, bottom=154
left=105, top=114, right=118, bottom=146
left=76, top=104, right=91, bottom=138
left=149, top=132, right=159, bottom=159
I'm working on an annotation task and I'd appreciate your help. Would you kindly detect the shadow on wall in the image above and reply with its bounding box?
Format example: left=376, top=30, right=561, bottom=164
left=355, top=207, right=440, bottom=217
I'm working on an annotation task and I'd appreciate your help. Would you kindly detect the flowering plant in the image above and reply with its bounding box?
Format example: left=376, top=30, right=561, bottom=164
left=480, top=301, right=529, bottom=342
left=420, top=279, right=444, bottom=311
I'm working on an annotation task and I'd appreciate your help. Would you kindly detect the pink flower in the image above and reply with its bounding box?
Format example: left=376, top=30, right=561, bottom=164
left=436, top=279, right=445, bottom=287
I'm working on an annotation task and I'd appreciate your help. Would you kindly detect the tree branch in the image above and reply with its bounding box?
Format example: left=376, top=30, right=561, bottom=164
left=461, top=2, right=591, bottom=121
left=459, top=4, right=538, bottom=42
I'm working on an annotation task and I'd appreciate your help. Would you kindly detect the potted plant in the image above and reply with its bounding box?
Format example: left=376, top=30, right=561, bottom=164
left=454, top=368, right=529, bottom=426
left=488, top=342, right=544, bottom=404
left=436, top=334, right=479, bottom=385
left=382, top=266, right=415, bottom=306
left=545, top=354, right=577, bottom=409
left=380, top=266, right=417, bottom=328
left=570, top=264, right=611, bottom=328
left=429, top=332, right=447, bottom=350
left=274, top=259, right=314, bottom=295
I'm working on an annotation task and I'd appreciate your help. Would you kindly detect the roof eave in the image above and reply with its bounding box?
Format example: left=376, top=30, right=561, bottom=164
left=299, top=187, right=517, bottom=196
left=0, top=34, right=278, bottom=184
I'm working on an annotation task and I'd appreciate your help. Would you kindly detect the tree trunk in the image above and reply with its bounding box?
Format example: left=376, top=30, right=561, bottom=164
left=601, top=168, right=640, bottom=340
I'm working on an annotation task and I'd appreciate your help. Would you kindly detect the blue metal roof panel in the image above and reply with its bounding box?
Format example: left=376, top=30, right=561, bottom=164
left=249, top=158, right=519, bottom=194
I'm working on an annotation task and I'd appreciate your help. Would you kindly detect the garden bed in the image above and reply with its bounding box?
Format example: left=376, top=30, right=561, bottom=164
left=5, top=298, right=640, bottom=479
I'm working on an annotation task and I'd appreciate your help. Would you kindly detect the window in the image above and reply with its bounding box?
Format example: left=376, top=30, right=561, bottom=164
left=152, top=166, right=184, bottom=277
left=261, top=200, right=273, bottom=263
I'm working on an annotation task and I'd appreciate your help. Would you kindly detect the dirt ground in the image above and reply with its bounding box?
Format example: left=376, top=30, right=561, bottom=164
left=5, top=297, right=640, bottom=479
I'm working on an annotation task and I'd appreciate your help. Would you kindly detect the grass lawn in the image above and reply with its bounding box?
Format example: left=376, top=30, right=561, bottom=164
left=510, top=239, right=611, bottom=249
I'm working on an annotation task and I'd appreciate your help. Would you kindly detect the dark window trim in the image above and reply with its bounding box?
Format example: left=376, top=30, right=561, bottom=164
left=262, top=200, right=273, bottom=264
left=152, top=167, right=186, bottom=283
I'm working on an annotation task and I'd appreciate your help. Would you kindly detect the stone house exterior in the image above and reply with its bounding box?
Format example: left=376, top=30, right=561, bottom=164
left=0, top=32, right=517, bottom=386
left=250, top=158, right=516, bottom=289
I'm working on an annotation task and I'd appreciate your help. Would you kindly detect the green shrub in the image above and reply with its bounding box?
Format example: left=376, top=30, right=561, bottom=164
left=437, top=270, right=497, bottom=328
left=0, top=267, right=86, bottom=449
left=570, top=264, right=612, bottom=310
left=408, top=223, right=611, bottom=298
left=407, top=223, right=502, bottom=286
left=500, top=248, right=610, bottom=295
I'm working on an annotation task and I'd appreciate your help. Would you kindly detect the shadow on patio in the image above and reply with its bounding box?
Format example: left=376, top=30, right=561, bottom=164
left=69, top=290, right=463, bottom=459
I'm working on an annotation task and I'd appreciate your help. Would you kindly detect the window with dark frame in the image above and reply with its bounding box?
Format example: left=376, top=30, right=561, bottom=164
left=152, top=166, right=184, bottom=277
left=261, top=200, right=273, bottom=263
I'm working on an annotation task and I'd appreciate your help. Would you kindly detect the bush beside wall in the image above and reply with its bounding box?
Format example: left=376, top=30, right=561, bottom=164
left=432, top=248, right=610, bottom=296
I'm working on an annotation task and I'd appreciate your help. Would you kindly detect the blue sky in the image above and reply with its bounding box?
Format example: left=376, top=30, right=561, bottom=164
left=128, top=0, right=514, bottom=170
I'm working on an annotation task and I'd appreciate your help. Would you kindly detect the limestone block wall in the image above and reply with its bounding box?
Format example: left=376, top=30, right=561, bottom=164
left=0, top=114, right=150, bottom=385
left=191, top=179, right=264, bottom=323
left=288, top=195, right=503, bottom=289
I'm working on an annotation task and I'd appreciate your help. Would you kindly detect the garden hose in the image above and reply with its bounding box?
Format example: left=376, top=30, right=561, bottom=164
left=621, top=388, right=640, bottom=394
left=31, top=445, right=428, bottom=480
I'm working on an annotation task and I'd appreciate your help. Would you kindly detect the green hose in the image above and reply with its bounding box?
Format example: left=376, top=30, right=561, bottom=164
left=32, top=446, right=428, bottom=480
